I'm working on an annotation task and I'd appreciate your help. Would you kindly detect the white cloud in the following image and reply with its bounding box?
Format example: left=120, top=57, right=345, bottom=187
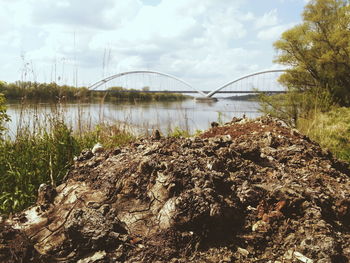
left=257, top=23, right=295, bottom=41
left=0, top=0, right=304, bottom=89
left=255, top=9, right=278, bottom=29
left=87, top=0, right=251, bottom=87
left=239, top=12, right=255, bottom=21
left=31, top=0, right=119, bottom=29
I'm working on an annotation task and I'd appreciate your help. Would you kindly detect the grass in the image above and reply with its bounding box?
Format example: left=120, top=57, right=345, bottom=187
left=167, top=126, right=192, bottom=138
left=0, top=102, right=135, bottom=214
left=0, top=96, right=198, bottom=215
left=258, top=88, right=350, bottom=163
left=297, top=107, right=350, bottom=163
left=0, top=120, right=79, bottom=213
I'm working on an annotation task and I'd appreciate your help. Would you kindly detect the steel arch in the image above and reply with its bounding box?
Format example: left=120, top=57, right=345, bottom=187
left=206, top=69, right=287, bottom=97
left=88, top=70, right=207, bottom=97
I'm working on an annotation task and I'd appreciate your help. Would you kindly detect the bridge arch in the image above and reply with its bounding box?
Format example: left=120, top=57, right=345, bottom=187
left=206, top=69, right=287, bottom=98
left=88, top=70, right=207, bottom=97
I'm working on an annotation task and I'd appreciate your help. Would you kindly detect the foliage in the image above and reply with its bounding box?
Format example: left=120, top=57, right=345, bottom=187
left=0, top=114, right=134, bottom=214
left=0, top=81, right=89, bottom=101
left=259, top=87, right=333, bottom=126
left=0, top=120, right=80, bottom=213
left=274, top=0, right=350, bottom=106
left=0, top=81, right=189, bottom=102
left=106, top=86, right=189, bottom=102
left=217, top=111, right=224, bottom=125
left=260, top=0, right=349, bottom=125
left=298, top=107, right=350, bottom=163
left=0, top=93, right=10, bottom=137
left=166, top=126, right=191, bottom=138
left=76, top=123, right=135, bottom=150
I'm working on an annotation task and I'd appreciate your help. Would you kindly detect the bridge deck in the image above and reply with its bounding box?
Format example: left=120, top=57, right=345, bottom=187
left=93, top=90, right=285, bottom=94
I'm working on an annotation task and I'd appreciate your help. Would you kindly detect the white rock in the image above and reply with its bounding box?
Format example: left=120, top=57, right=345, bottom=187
left=293, top=251, right=313, bottom=263
left=92, top=143, right=104, bottom=155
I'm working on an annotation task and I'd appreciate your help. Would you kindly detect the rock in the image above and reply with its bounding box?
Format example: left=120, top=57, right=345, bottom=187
left=151, top=129, right=161, bottom=140
left=211, top=122, right=219, bottom=128
left=77, top=250, right=107, bottom=263
left=36, top=183, right=56, bottom=211
left=76, top=149, right=94, bottom=161
left=92, top=142, right=104, bottom=155
left=293, top=251, right=313, bottom=263
left=231, top=117, right=242, bottom=123
left=237, top=247, right=249, bottom=257
left=252, top=220, right=269, bottom=232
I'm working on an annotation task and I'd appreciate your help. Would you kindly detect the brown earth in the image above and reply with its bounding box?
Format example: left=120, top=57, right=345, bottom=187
left=1, top=116, right=350, bottom=263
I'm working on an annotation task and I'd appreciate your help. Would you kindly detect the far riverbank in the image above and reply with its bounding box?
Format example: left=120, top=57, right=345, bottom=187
left=0, top=81, right=189, bottom=102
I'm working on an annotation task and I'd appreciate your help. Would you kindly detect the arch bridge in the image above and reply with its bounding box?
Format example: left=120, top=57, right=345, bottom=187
left=88, top=69, right=287, bottom=99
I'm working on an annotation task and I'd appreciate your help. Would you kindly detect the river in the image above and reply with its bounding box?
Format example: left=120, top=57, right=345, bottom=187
left=5, top=98, right=261, bottom=136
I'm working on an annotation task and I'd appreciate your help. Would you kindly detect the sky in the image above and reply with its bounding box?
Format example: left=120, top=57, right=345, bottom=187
left=0, top=0, right=310, bottom=90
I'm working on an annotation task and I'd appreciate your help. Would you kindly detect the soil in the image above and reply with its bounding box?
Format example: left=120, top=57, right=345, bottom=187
left=1, top=116, right=350, bottom=263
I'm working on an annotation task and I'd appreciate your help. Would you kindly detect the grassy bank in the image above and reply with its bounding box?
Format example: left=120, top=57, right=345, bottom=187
left=297, top=107, right=350, bottom=163
left=0, top=81, right=190, bottom=102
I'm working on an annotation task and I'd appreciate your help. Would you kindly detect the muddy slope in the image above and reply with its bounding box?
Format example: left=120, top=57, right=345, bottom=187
left=1, top=116, right=350, bottom=263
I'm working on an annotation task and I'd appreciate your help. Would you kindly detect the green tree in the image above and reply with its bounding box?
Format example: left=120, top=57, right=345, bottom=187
left=274, top=0, right=350, bottom=106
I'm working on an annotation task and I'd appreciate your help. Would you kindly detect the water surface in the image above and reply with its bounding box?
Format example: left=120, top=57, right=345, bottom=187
left=6, top=98, right=261, bottom=136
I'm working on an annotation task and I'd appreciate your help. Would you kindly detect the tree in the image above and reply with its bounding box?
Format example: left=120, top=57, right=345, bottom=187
left=274, top=0, right=350, bottom=106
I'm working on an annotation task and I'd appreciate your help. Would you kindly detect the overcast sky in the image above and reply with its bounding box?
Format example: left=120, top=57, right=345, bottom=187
left=0, top=0, right=309, bottom=90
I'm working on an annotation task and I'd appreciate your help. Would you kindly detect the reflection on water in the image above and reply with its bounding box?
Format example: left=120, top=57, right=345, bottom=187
left=5, top=98, right=261, bottom=136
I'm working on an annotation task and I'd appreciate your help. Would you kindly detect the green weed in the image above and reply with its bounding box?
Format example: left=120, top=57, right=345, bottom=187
left=0, top=103, right=134, bottom=215
left=297, top=107, right=350, bottom=163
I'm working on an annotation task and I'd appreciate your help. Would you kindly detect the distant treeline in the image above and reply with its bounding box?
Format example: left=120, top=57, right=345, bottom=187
left=105, top=86, right=190, bottom=102
left=0, top=81, right=189, bottom=102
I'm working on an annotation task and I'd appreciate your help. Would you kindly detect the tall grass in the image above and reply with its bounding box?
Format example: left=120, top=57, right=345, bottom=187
left=259, top=87, right=350, bottom=163
left=0, top=101, right=135, bottom=214
left=0, top=120, right=79, bottom=213
left=297, top=107, right=350, bottom=163
left=259, top=87, right=333, bottom=127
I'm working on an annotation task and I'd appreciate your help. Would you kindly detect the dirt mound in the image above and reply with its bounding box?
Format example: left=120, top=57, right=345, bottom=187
left=1, top=116, right=350, bottom=262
